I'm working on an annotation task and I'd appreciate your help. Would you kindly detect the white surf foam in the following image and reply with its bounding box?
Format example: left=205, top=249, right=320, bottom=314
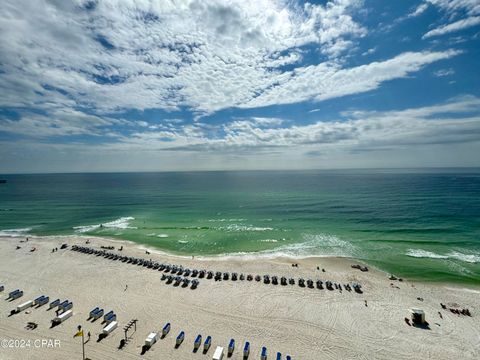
left=200, top=233, right=356, bottom=261
left=406, top=249, right=480, bottom=263
left=406, top=249, right=449, bottom=260
left=0, top=227, right=32, bottom=237
left=218, top=224, right=274, bottom=232
left=447, top=251, right=480, bottom=264
left=208, top=218, right=247, bottom=222
left=73, top=217, right=136, bottom=233
left=157, top=234, right=169, bottom=238
left=259, top=239, right=279, bottom=243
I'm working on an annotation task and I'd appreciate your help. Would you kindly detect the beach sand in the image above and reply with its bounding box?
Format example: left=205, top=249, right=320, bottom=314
left=0, top=235, right=479, bottom=360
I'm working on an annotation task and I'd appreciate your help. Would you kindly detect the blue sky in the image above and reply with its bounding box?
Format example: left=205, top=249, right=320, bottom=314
left=0, top=0, right=479, bottom=173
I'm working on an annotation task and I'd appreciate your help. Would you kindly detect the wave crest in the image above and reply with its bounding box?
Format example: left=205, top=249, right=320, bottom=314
left=218, top=224, right=274, bottom=232
left=406, top=249, right=480, bottom=263
left=73, top=217, right=136, bottom=233
left=0, top=227, right=32, bottom=237
left=200, top=233, right=356, bottom=260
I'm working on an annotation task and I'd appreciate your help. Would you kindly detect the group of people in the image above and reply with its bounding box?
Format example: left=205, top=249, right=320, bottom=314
left=441, top=303, right=472, bottom=316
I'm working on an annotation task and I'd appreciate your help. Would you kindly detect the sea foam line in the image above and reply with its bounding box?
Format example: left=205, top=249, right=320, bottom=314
left=73, top=217, right=137, bottom=233
left=217, top=224, right=274, bottom=232
left=0, top=227, right=32, bottom=237
left=406, top=249, right=480, bottom=263
left=199, top=233, right=357, bottom=261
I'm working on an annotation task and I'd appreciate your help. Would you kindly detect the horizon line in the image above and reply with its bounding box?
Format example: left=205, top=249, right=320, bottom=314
left=2, top=166, right=480, bottom=176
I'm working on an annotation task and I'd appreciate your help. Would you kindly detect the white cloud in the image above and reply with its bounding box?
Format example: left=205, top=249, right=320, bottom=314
left=2, top=97, right=479, bottom=172
left=434, top=68, right=455, bottom=76
left=97, top=96, right=480, bottom=153
left=0, top=0, right=368, bottom=115
left=423, top=16, right=480, bottom=38
left=426, top=0, right=480, bottom=16
left=0, top=0, right=460, bottom=121
left=408, top=3, right=429, bottom=17
left=238, top=50, right=461, bottom=109
left=361, top=47, right=376, bottom=56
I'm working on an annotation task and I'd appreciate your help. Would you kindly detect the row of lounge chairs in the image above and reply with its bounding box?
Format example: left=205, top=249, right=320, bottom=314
left=70, top=245, right=363, bottom=294
left=144, top=321, right=292, bottom=359
left=3, top=285, right=118, bottom=338
left=7, top=289, right=24, bottom=300
left=160, top=274, right=199, bottom=289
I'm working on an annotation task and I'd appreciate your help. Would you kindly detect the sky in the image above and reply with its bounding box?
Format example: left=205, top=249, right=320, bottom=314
left=0, top=0, right=479, bottom=173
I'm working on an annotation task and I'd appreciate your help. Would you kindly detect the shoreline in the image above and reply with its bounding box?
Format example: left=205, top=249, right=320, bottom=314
left=4, top=233, right=479, bottom=289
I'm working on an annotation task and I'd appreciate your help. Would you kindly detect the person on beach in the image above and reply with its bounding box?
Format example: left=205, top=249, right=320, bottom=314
left=124, top=284, right=128, bottom=291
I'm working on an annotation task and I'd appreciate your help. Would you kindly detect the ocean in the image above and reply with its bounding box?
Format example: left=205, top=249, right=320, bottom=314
left=0, top=170, right=479, bottom=285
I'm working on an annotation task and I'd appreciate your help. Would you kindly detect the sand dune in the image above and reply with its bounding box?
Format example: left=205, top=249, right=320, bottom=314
left=0, top=235, right=479, bottom=360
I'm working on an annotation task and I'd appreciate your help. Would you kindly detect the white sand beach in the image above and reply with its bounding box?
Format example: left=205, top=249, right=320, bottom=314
left=0, top=235, right=479, bottom=360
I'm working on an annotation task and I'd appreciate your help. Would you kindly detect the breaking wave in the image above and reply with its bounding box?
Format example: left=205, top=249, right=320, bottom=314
left=258, top=239, right=279, bottom=243
left=208, top=218, right=247, bottom=222
left=218, top=224, right=274, bottom=232
left=406, top=249, right=480, bottom=263
left=200, top=233, right=356, bottom=261
left=73, top=217, right=136, bottom=233
left=0, top=227, right=32, bottom=237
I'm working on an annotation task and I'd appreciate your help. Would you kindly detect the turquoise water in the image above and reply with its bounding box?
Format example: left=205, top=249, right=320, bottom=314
left=0, top=170, right=479, bottom=285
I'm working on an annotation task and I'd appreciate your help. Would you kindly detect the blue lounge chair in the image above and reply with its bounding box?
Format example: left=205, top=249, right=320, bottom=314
left=35, top=295, right=49, bottom=307
left=162, top=322, right=171, bottom=337
left=176, top=331, right=185, bottom=346
left=89, top=307, right=99, bottom=318
left=49, top=299, right=60, bottom=309
left=103, top=310, right=113, bottom=321
left=194, top=334, right=202, bottom=350
left=8, top=289, right=20, bottom=299
left=228, top=338, right=235, bottom=356
left=204, top=336, right=212, bottom=352
left=58, top=300, right=69, bottom=310
left=286, top=356, right=291, bottom=360
left=261, top=346, right=267, bottom=360
left=175, top=331, right=185, bottom=347
left=243, top=341, right=250, bottom=358
left=93, top=308, right=104, bottom=320
left=276, top=352, right=282, bottom=360
left=104, top=313, right=116, bottom=324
